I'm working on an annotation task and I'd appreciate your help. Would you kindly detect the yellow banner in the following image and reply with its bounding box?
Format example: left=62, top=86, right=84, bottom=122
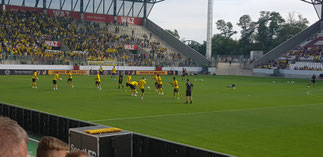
left=136, top=71, right=168, bottom=75
left=48, top=70, right=89, bottom=75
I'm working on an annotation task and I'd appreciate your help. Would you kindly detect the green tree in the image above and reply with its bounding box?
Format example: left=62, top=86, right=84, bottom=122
left=212, top=34, right=239, bottom=56
left=194, top=11, right=308, bottom=57
left=216, top=19, right=237, bottom=38
left=165, top=29, right=180, bottom=39
left=186, top=40, right=202, bottom=53
left=237, top=15, right=256, bottom=55
left=254, top=11, right=285, bottom=52
left=277, top=12, right=309, bottom=43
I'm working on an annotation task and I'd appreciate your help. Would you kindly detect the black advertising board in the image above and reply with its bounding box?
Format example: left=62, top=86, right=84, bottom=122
left=69, top=126, right=132, bottom=157
left=89, top=70, right=135, bottom=75
left=0, top=69, right=48, bottom=75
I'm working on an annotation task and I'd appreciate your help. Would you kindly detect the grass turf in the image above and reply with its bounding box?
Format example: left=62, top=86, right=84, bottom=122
left=1, top=75, right=323, bottom=156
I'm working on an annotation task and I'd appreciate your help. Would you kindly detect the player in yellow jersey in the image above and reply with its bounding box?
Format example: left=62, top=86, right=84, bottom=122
left=67, top=72, right=74, bottom=88
left=53, top=73, right=62, bottom=91
left=138, top=77, right=150, bottom=100
left=111, top=66, right=117, bottom=80
left=32, top=71, right=38, bottom=88
left=169, top=77, right=180, bottom=99
left=96, top=71, right=102, bottom=90
left=156, top=74, right=164, bottom=95
left=151, top=73, right=158, bottom=92
left=129, top=81, right=139, bottom=96
left=125, top=73, right=132, bottom=92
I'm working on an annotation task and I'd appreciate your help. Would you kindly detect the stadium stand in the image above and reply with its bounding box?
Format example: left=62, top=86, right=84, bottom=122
left=0, top=9, right=198, bottom=67
left=256, top=29, right=323, bottom=71
left=254, top=20, right=322, bottom=70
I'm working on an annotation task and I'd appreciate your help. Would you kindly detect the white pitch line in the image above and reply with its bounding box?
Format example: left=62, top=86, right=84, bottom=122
left=90, top=103, right=323, bottom=122
left=28, top=137, right=39, bottom=143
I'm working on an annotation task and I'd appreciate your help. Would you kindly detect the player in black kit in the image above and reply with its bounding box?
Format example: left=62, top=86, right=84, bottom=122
left=308, top=74, right=316, bottom=88
left=186, top=79, right=194, bottom=104
left=118, top=71, right=124, bottom=89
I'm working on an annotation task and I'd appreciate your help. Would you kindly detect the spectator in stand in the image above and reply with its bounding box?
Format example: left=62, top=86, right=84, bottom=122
left=0, top=116, right=28, bottom=157
left=37, top=136, right=69, bottom=157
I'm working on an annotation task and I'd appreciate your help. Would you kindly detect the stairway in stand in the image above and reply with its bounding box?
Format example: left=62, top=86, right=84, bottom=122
left=216, top=63, right=253, bottom=76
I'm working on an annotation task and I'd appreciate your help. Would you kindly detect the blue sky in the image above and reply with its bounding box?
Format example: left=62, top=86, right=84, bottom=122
left=149, top=0, right=319, bottom=43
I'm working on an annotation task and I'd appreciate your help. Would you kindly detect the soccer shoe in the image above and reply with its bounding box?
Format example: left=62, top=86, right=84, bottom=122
left=131, top=93, right=134, bottom=96
left=72, top=85, right=74, bottom=88
left=161, top=93, right=164, bottom=95
left=134, top=94, right=137, bottom=97
left=141, top=97, right=144, bottom=100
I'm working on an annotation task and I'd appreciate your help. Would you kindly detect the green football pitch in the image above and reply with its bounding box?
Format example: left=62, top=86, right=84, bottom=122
left=1, top=74, right=323, bottom=157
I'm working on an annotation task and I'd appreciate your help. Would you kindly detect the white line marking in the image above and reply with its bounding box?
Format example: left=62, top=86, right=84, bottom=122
left=90, top=103, right=323, bottom=122
left=28, top=137, right=39, bottom=143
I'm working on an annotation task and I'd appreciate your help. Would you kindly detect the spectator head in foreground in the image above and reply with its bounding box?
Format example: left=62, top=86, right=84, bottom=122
left=37, top=136, right=69, bottom=157
left=66, top=151, right=89, bottom=157
left=0, top=116, right=28, bottom=157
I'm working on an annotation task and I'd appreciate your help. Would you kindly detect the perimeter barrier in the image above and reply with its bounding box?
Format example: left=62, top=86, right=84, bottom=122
left=0, top=102, right=233, bottom=157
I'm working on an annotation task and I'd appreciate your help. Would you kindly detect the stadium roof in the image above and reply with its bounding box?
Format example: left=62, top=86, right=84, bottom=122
left=1, top=0, right=164, bottom=18
left=301, top=0, right=323, bottom=19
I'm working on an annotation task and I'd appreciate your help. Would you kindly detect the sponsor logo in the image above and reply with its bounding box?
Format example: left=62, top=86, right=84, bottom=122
left=118, top=16, right=142, bottom=25
left=120, top=17, right=135, bottom=24
left=48, top=70, right=89, bottom=75
left=136, top=71, right=168, bottom=75
left=124, top=44, right=138, bottom=51
left=45, top=41, right=61, bottom=47
left=52, top=10, right=70, bottom=17
left=5, top=69, right=10, bottom=75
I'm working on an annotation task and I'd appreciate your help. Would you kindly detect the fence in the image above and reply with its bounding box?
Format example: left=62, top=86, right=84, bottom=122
left=0, top=102, right=233, bottom=157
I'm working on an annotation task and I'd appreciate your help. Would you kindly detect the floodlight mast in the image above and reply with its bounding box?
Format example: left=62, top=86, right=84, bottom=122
left=301, top=0, right=323, bottom=20
left=206, top=0, right=213, bottom=60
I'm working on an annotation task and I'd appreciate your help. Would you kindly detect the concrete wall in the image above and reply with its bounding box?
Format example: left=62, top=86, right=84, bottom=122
left=253, top=68, right=323, bottom=78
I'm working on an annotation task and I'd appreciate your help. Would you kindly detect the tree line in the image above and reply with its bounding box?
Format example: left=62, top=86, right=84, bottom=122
left=167, top=11, right=309, bottom=57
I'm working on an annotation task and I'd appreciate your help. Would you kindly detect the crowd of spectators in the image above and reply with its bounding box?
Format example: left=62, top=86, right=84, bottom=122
left=257, top=60, right=289, bottom=69
left=282, top=46, right=322, bottom=62
left=259, top=44, right=323, bottom=71
left=0, top=10, right=191, bottom=66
